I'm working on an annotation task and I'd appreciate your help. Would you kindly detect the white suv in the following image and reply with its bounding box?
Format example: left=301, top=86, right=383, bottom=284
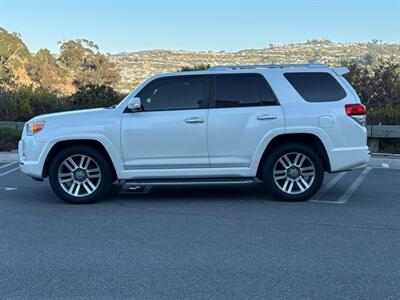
left=19, top=64, right=370, bottom=204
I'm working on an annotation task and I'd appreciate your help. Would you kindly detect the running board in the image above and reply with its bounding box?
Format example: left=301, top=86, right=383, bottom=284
left=122, top=177, right=255, bottom=187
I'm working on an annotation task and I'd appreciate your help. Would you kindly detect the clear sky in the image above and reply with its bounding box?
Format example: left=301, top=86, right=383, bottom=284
left=1, top=0, right=399, bottom=54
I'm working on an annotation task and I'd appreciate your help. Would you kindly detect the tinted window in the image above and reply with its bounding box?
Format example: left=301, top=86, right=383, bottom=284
left=284, top=72, right=346, bottom=102
left=138, top=76, right=208, bottom=111
left=261, top=80, right=276, bottom=104
left=214, top=74, right=276, bottom=108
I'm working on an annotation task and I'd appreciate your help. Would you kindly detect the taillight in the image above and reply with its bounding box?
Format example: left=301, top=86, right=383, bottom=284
left=345, top=104, right=366, bottom=126
left=345, top=104, right=366, bottom=116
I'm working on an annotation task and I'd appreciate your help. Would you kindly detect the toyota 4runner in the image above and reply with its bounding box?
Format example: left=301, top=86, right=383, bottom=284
left=19, top=63, right=370, bottom=204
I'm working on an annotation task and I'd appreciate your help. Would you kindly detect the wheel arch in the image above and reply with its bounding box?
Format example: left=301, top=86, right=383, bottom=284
left=256, top=133, right=331, bottom=179
left=42, top=139, right=118, bottom=181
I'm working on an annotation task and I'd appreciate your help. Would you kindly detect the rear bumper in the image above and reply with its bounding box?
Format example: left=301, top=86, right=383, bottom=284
left=328, top=146, right=370, bottom=172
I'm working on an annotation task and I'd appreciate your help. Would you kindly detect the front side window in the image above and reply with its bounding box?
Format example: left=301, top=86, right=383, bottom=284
left=214, top=74, right=277, bottom=108
left=138, top=76, right=208, bottom=111
left=284, top=72, right=346, bottom=102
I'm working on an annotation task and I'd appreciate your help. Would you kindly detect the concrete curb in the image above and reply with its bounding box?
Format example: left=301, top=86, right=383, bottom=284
left=0, top=151, right=19, bottom=161
left=369, top=157, right=400, bottom=169
left=371, top=153, right=400, bottom=159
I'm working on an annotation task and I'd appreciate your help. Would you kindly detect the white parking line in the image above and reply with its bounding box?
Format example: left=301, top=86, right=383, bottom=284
left=336, top=167, right=372, bottom=204
left=0, top=162, right=18, bottom=169
left=0, top=186, right=18, bottom=191
left=310, top=172, right=347, bottom=203
left=0, top=166, right=20, bottom=177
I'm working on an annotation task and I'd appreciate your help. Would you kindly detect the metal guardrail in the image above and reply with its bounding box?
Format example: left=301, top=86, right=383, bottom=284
left=0, top=121, right=25, bottom=130
left=366, top=125, right=400, bottom=138
left=366, top=125, right=400, bottom=153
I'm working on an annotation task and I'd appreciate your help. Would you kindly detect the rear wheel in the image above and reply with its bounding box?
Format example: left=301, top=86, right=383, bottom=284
left=263, top=143, right=324, bottom=201
left=49, top=145, right=112, bottom=204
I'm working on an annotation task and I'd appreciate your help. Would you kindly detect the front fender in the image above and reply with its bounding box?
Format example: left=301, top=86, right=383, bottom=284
left=43, top=134, right=124, bottom=178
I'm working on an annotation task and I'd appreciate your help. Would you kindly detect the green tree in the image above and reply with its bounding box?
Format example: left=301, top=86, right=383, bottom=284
left=346, top=60, right=400, bottom=110
left=345, top=60, right=400, bottom=124
left=0, top=28, right=34, bottom=89
left=58, top=39, right=120, bottom=88
left=28, top=48, right=73, bottom=93
left=58, top=40, right=86, bottom=69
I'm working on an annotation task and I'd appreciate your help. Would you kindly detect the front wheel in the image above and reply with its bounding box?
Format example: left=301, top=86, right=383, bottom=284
left=263, top=143, right=324, bottom=201
left=49, top=145, right=112, bottom=204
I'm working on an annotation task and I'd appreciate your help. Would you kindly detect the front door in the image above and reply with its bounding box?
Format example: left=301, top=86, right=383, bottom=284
left=121, top=75, right=210, bottom=169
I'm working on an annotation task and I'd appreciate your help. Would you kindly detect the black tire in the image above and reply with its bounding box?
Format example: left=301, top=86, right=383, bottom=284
left=262, top=143, right=324, bottom=201
left=48, top=145, right=113, bottom=204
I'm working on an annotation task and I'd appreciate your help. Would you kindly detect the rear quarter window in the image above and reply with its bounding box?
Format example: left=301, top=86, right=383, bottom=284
left=284, top=72, right=346, bottom=102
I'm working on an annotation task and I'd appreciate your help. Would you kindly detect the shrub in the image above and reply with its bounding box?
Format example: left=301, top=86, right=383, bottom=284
left=345, top=61, right=400, bottom=125
left=68, top=84, right=124, bottom=109
left=367, top=105, right=400, bottom=125
left=0, top=127, right=21, bottom=151
left=0, top=87, right=68, bottom=121
left=0, top=85, right=126, bottom=122
left=179, top=64, right=210, bottom=72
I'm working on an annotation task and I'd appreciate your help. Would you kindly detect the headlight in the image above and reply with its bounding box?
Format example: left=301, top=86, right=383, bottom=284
left=27, top=121, right=45, bottom=135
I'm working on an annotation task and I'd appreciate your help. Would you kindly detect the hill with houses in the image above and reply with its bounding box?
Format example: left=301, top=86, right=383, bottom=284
left=111, top=39, right=400, bottom=93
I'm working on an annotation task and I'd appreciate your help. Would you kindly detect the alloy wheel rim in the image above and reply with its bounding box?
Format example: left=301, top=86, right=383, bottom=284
left=273, top=152, right=315, bottom=195
left=58, top=154, right=101, bottom=197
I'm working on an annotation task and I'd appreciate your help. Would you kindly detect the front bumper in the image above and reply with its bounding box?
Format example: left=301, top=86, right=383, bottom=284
left=19, top=161, right=44, bottom=179
left=18, top=138, right=51, bottom=179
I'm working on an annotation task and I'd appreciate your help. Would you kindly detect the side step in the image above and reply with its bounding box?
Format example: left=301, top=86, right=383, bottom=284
left=122, top=177, right=255, bottom=187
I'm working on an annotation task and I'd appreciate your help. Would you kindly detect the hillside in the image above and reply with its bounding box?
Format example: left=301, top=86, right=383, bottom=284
left=111, top=40, right=400, bottom=93
left=0, top=28, right=75, bottom=94
left=0, top=28, right=118, bottom=95
left=0, top=26, right=399, bottom=95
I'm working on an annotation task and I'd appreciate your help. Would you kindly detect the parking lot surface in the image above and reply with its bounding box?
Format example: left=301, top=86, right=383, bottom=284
left=1, top=161, right=400, bottom=299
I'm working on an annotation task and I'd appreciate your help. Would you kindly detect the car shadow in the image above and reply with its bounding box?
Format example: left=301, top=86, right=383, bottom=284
left=103, top=182, right=278, bottom=204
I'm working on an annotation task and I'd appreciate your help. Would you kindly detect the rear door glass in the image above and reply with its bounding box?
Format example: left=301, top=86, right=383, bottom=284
left=214, top=74, right=277, bottom=108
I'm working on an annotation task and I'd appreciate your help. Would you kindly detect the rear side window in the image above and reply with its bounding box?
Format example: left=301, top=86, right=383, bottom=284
left=284, top=72, right=346, bottom=102
left=138, top=76, right=209, bottom=111
left=214, top=74, right=277, bottom=108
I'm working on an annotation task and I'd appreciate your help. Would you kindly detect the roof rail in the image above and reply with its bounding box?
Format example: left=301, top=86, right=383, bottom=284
left=208, top=63, right=327, bottom=71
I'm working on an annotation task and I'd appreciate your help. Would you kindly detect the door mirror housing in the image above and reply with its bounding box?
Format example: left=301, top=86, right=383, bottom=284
left=127, top=97, right=142, bottom=112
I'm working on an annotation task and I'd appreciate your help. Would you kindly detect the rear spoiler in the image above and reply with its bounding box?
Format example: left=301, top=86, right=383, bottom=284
left=332, top=67, right=349, bottom=76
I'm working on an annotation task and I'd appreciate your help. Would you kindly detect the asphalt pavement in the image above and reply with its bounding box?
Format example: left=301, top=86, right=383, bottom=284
left=0, top=160, right=400, bottom=299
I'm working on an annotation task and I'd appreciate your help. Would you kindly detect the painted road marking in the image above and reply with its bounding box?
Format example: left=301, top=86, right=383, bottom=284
left=0, top=187, right=18, bottom=191
left=0, top=167, right=20, bottom=177
left=0, top=162, right=18, bottom=169
left=310, top=172, right=347, bottom=203
left=336, top=167, right=372, bottom=204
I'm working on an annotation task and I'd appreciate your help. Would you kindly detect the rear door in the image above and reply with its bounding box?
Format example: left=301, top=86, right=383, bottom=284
left=207, top=73, right=285, bottom=167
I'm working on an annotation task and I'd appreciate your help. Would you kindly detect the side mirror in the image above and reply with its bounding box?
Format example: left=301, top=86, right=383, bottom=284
left=127, top=97, right=142, bottom=112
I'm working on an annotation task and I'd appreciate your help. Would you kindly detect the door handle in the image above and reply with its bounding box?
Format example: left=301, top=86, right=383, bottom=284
left=257, top=114, right=277, bottom=120
left=185, top=117, right=204, bottom=124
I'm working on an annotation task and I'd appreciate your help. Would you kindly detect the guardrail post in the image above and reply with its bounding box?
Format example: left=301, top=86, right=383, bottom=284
left=368, top=138, right=380, bottom=153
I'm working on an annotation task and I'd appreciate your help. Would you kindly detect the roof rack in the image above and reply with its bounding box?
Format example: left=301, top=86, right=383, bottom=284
left=208, top=63, right=327, bottom=71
